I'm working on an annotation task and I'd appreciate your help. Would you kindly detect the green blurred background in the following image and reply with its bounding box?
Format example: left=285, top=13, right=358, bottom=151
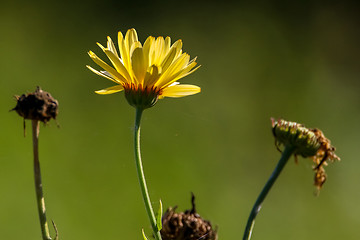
left=1, top=0, right=360, bottom=239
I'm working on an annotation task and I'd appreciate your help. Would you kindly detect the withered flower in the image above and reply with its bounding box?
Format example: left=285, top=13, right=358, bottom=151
left=11, top=86, right=58, bottom=239
left=243, top=118, right=340, bottom=240
left=12, top=86, right=58, bottom=124
left=161, top=194, right=217, bottom=240
left=271, top=118, right=340, bottom=189
left=311, top=128, right=340, bottom=189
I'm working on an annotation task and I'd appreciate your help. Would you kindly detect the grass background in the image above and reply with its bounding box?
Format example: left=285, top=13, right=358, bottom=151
left=1, top=0, right=360, bottom=239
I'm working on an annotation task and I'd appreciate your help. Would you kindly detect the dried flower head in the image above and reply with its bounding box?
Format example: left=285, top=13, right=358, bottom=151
left=161, top=194, right=217, bottom=240
left=271, top=118, right=340, bottom=190
left=87, top=28, right=200, bottom=109
left=12, top=87, right=58, bottom=123
left=311, top=128, right=340, bottom=189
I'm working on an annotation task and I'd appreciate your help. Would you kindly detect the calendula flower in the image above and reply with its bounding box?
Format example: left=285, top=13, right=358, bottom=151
left=87, top=28, right=201, bottom=109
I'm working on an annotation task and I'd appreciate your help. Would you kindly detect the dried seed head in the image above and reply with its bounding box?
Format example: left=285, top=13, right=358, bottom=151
left=161, top=194, right=217, bottom=240
left=271, top=118, right=340, bottom=190
left=12, top=87, right=58, bottom=123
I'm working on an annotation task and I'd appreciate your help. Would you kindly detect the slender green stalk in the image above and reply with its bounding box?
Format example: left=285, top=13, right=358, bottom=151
left=243, top=145, right=296, bottom=240
left=32, top=120, right=52, bottom=240
left=134, top=108, right=162, bottom=240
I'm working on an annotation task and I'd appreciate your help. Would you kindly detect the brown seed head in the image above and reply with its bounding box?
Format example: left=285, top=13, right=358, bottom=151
left=161, top=194, right=217, bottom=240
left=12, top=86, right=58, bottom=123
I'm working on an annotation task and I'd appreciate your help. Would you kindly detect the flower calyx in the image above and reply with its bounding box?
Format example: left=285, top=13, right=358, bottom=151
left=124, top=84, right=160, bottom=109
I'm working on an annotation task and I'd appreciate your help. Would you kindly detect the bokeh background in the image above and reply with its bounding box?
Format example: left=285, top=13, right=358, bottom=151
left=1, top=0, right=360, bottom=239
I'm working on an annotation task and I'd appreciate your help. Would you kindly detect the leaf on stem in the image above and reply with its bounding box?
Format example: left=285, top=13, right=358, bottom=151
left=142, top=228, right=149, bottom=240
left=156, top=199, right=163, bottom=232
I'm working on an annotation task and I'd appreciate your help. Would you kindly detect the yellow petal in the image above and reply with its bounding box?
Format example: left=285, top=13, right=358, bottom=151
left=155, top=53, right=190, bottom=87
left=160, top=40, right=184, bottom=73
left=131, top=47, right=146, bottom=84
left=164, top=62, right=200, bottom=88
left=144, top=65, right=161, bottom=87
left=88, top=51, right=127, bottom=84
left=130, top=41, right=142, bottom=57
left=95, top=85, right=124, bottom=95
left=125, top=29, right=138, bottom=53
left=161, top=84, right=201, bottom=98
left=103, top=49, right=132, bottom=83
left=97, top=41, right=131, bottom=83
left=107, top=36, right=119, bottom=58
left=167, top=53, right=190, bottom=75
left=171, top=40, right=183, bottom=59
left=97, top=42, right=106, bottom=51
left=142, top=36, right=154, bottom=69
left=160, top=46, right=177, bottom=73
left=118, top=31, right=130, bottom=70
left=86, top=65, right=121, bottom=84
left=153, top=37, right=165, bottom=65
left=164, top=36, right=171, bottom=53
left=148, top=38, right=156, bottom=66
left=161, top=55, right=198, bottom=88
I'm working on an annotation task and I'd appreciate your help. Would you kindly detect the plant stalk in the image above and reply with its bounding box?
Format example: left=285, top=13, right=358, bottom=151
left=32, top=120, right=52, bottom=240
left=242, top=145, right=295, bottom=240
left=134, top=108, right=162, bottom=240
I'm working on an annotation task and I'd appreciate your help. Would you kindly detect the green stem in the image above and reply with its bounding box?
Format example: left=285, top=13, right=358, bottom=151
left=242, top=145, right=296, bottom=240
left=134, top=108, right=162, bottom=240
left=32, top=120, right=52, bottom=240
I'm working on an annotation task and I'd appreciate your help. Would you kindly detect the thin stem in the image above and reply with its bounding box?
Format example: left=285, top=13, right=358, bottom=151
left=242, top=145, right=296, bottom=240
left=134, top=108, right=162, bottom=240
left=32, top=120, right=52, bottom=240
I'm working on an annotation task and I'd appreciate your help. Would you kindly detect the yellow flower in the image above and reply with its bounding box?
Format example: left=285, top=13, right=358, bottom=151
left=87, top=28, right=201, bottom=109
